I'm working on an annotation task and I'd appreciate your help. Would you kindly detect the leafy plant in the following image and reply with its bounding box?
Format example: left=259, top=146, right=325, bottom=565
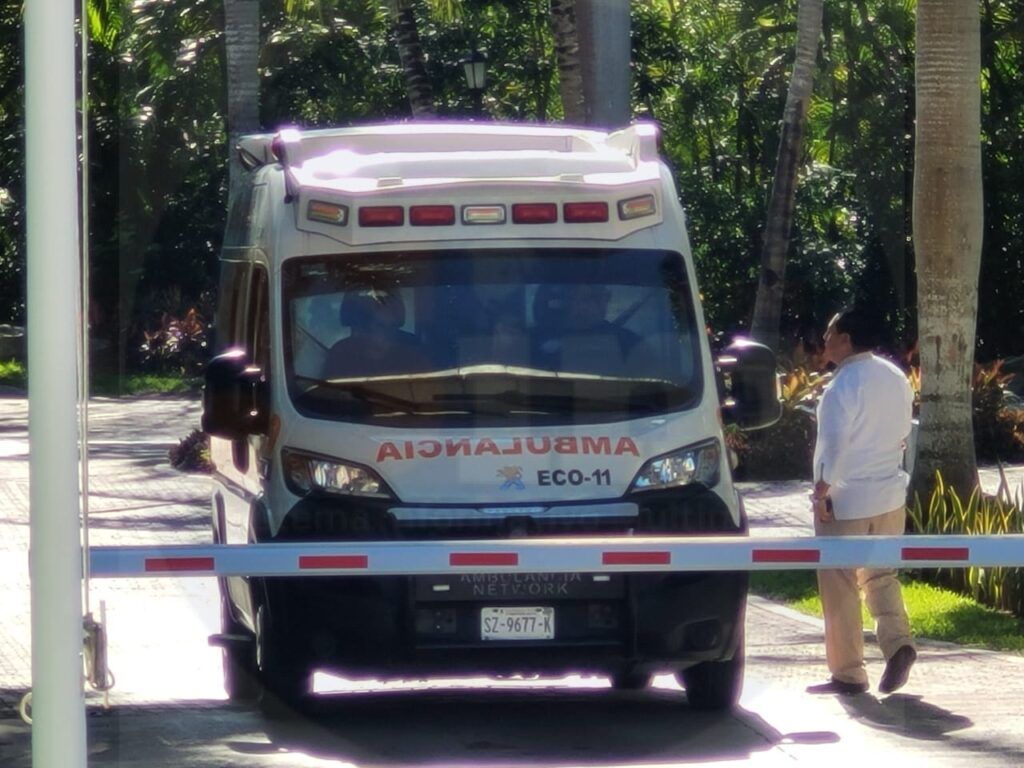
left=907, top=470, right=1024, bottom=618
left=138, top=307, right=211, bottom=377
left=168, top=429, right=212, bottom=473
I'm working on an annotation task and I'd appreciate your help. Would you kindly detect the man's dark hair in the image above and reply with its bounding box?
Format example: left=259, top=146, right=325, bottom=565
left=833, top=306, right=883, bottom=351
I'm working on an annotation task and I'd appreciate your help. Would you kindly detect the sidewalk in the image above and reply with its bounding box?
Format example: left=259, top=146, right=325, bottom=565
left=1, top=396, right=1023, bottom=766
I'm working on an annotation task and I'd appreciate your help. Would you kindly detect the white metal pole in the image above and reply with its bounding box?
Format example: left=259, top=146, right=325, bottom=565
left=80, top=0, right=92, bottom=616
left=25, top=0, right=88, bottom=762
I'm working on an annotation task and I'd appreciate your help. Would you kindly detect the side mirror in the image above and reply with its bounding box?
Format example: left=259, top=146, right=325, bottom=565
left=716, top=338, right=782, bottom=431
left=202, top=349, right=269, bottom=439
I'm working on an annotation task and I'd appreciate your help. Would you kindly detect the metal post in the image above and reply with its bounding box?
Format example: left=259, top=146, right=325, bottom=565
left=25, top=0, right=87, bottom=763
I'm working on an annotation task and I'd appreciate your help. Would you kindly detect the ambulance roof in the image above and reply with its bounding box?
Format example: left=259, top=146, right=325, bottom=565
left=238, top=121, right=663, bottom=195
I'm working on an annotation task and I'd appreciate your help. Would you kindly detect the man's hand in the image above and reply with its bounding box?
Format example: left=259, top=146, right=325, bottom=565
left=811, top=481, right=833, bottom=522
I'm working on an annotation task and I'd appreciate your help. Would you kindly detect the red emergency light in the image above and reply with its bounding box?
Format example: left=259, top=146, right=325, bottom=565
left=563, top=201, right=609, bottom=223
left=359, top=206, right=405, bottom=227
left=409, top=205, right=456, bottom=226
left=512, top=203, right=558, bottom=224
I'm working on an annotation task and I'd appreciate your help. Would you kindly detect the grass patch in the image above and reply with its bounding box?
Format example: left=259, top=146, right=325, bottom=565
left=91, top=374, right=201, bottom=396
left=0, top=360, right=199, bottom=396
left=0, top=359, right=26, bottom=388
left=751, top=570, right=1024, bottom=653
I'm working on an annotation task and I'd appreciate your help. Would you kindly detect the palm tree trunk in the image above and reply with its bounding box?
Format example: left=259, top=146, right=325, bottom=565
left=910, top=0, right=983, bottom=500
left=387, top=0, right=435, bottom=118
left=549, top=0, right=585, bottom=123
left=573, top=0, right=631, bottom=128
left=749, top=0, right=823, bottom=352
left=222, top=0, right=260, bottom=203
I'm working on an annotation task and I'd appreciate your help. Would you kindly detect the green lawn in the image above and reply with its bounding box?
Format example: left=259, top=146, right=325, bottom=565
left=751, top=570, right=1024, bottom=653
left=0, top=360, right=199, bottom=396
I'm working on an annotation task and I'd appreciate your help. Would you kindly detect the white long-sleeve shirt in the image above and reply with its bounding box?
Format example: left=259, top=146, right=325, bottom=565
left=813, top=352, right=914, bottom=520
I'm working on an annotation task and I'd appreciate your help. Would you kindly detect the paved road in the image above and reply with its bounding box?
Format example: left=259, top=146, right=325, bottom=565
left=2, top=396, right=1024, bottom=767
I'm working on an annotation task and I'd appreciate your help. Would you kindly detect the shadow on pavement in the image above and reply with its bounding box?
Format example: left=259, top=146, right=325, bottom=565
left=839, top=692, right=972, bottom=740
left=256, top=686, right=808, bottom=766
left=0, top=688, right=836, bottom=767
left=837, top=692, right=1024, bottom=766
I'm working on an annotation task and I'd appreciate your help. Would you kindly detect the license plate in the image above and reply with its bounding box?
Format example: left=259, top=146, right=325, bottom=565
left=480, top=606, right=555, bottom=641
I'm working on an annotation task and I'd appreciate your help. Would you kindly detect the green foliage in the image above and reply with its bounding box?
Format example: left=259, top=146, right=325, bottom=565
left=907, top=470, right=1024, bottom=618
left=972, top=361, right=1024, bottom=462
left=168, top=428, right=212, bottom=473
left=3, top=0, right=1024, bottom=381
left=0, top=359, right=26, bottom=389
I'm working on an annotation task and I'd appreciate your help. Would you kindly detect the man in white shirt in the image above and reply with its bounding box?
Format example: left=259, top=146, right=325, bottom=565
left=807, top=308, right=917, bottom=696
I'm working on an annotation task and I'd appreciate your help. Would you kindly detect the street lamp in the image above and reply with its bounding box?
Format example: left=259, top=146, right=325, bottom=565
left=461, top=50, right=488, bottom=117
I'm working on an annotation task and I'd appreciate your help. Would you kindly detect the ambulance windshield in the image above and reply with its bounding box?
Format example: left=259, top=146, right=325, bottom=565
left=283, top=248, right=703, bottom=425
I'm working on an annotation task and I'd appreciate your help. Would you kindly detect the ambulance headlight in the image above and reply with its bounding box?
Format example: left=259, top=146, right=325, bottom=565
left=628, top=439, right=721, bottom=492
left=282, top=449, right=394, bottom=499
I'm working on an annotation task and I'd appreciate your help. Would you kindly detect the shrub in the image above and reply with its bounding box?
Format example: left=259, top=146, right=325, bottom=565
left=907, top=470, right=1024, bottom=618
left=972, top=361, right=1024, bottom=462
left=906, top=360, right=1024, bottom=462
left=138, top=307, right=211, bottom=377
left=168, top=429, right=212, bottom=473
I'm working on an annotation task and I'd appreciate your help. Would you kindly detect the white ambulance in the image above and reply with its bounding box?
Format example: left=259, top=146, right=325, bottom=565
left=203, top=121, right=780, bottom=712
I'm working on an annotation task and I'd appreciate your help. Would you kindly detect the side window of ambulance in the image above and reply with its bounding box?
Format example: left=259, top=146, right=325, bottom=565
left=249, top=265, right=270, bottom=373
left=213, top=261, right=250, bottom=352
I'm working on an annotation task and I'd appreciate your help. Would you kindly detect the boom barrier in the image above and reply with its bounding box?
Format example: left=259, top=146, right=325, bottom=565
left=88, top=534, right=1024, bottom=578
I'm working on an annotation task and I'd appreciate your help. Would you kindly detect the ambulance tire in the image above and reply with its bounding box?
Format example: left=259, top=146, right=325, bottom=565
left=255, top=603, right=312, bottom=717
left=220, top=592, right=261, bottom=703
left=678, top=635, right=745, bottom=711
left=610, top=670, right=652, bottom=690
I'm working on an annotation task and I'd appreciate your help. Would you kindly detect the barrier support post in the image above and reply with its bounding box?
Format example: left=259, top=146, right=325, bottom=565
left=25, top=0, right=87, bottom=764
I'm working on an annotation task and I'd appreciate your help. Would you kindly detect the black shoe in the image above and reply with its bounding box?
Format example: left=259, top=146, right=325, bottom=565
left=879, top=645, right=917, bottom=694
left=806, top=677, right=869, bottom=696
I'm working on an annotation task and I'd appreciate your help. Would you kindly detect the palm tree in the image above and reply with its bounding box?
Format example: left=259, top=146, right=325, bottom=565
left=222, top=0, right=261, bottom=203
left=911, top=0, right=983, bottom=499
left=549, top=0, right=585, bottom=123
left=573, top=0, right=630, bottom=127
left=386, top=0, right=436, bottom=118
left=749, top=0, right=824, bottom=352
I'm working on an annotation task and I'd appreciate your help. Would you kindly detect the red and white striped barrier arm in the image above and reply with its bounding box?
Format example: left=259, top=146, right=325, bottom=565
left=87, top=535, right=1024, bottom=578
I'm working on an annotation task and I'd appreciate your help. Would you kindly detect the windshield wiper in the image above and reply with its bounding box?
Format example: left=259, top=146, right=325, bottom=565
left=294, top=376, right=424, bottom=413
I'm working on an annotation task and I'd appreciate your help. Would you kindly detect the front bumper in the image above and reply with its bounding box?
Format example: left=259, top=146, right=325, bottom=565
left=247, top=485, right=747, bottom=677
left=258, top=569, right=747, bottom=678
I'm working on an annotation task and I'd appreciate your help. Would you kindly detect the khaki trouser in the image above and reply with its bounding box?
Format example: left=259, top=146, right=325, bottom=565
left=815, top=506, right=915, bottom=685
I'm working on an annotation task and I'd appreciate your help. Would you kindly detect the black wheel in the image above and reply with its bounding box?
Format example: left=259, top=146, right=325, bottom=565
left=255, top=603, right=312, bottom=715
left=610, top=670, right=652, bottom=690
left=220, top=590, right=261, bottom=702
left=678, top=634, right=744, bottom=711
